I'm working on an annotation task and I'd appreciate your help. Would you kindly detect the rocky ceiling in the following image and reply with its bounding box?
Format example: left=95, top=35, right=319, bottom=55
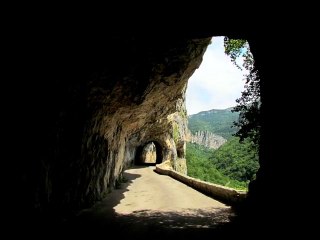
left=6, top=29, right=295, bottom=235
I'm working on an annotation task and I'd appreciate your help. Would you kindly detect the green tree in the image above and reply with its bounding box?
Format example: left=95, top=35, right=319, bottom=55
left=224, top=37, right=261, bottom=148
left=186, top=143, right=248, bottom=190
left=209, top=137, right=259, bottom=182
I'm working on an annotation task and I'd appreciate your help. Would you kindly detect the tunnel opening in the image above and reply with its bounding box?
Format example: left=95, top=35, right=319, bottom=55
left=185, top=36, right=260, bottom=191
left=134, top=141, right=163, bottom=166
left=13, top=32, right=285, bottom=237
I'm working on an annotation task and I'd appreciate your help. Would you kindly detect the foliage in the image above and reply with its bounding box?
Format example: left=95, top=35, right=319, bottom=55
left=173, top=123, right=179, bottom=144
left=188, top=108, right=239, bottom=139
left=179, top=109, right=187, bottom=119
left=186, top=143, right=248, bottom=190
left=209, top=137, right=259, bottom=182
left=223, top=39, right=247, bottom=70
left=224, top=37, right=261, bottom=148
left=185, top=37, right=261, bottom=192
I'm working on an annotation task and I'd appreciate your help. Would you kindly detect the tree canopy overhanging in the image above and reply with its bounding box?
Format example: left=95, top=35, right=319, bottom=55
left=224, top=37, right=261, bottom=149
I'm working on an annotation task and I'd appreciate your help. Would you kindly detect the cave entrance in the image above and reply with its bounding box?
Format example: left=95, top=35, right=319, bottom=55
left=135, top=141, right=163, bottom=166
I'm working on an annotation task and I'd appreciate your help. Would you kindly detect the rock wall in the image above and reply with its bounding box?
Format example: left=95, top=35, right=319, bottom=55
left=15, top=37, right=211, bottom=216
left=75, top=38, right=210, bottom=211
left=189, top=130, right=227, bottom=149
left=8, top=28, right=303, bottom=235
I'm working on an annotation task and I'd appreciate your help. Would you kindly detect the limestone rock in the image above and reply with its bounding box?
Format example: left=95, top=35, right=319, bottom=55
left=187, top=130, right=227, bottom=149
left=67, top=37, right=211, bottom=210
left=14, top=36, right=211, bottom=215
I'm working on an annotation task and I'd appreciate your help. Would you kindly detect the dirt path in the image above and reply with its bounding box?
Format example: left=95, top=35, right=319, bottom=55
left=66, top=166, right=234, bottom=238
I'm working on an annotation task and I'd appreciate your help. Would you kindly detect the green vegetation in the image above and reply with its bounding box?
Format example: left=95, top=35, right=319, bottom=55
left=224, top=37, right=261, bottom=148
left=178, top=109, right=187, bottom=119
left=173, top=123, right=179, bottom=144
left=186, top=142, right=250, bottom=190
left=186, top=37, right=261, bottom=191
left=186, top=106, right=260, bottom=190
left=223, top=38, right=247, bottom=70
left=209, top=137, right=259, bottom=182
left=188, top=108, right=239, bottom=139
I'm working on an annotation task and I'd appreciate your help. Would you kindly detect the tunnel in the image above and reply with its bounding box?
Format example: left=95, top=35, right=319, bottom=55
left=134, top=141, right=163, bottom=165
left=5, top=25, right=302, bottom=237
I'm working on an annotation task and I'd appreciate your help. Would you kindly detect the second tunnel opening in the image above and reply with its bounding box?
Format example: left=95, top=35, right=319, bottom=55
left=134, top=141, right=163, bottom=166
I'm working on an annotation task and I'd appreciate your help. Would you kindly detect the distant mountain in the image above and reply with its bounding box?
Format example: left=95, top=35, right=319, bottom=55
left=188, top=108, right=239, bottom=139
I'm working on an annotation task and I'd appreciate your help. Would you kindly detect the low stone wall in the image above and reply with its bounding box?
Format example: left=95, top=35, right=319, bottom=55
left=155, top=164, right=246, bottom=205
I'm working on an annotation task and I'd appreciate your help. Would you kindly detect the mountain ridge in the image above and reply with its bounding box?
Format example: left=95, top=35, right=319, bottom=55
left=188, top=107, right=234, bottom=117
left=187, top=107, right=239, bottom=140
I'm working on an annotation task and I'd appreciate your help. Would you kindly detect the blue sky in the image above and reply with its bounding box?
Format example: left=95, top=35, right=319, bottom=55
left=186, top=36, right=245, bottom=115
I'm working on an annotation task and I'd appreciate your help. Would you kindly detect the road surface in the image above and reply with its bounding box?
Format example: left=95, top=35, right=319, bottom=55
left=65, top=166, right=234, bottom=238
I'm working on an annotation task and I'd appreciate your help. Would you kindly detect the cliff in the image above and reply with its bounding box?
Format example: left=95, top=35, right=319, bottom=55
left=15, top=36, right=211, bottom=214
left=189, top=130, right=227, bottom=149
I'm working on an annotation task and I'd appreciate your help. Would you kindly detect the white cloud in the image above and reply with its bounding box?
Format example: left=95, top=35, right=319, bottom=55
left=186, top=36, right=246, bottom=115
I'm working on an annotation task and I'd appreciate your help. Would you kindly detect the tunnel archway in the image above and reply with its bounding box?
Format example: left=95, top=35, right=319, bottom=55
left=134, top=141, right=163, bottom=165
left=13, top=32, right=289, bottom=237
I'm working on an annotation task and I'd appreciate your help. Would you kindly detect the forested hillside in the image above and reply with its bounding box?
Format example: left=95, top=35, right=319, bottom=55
left=186, top=138, right=259, bottom=190
left=188, top=108, right=239, bottom=139
left=209, top=137, right=259, bottom=182
left=186, top=107, right=259, bottom=190
left=186, top=142, right=248, bottom=189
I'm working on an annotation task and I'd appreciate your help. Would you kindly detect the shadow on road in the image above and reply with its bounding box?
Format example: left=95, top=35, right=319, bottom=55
left=59, top=166, right=237, bottom=239
left=64, top=207, right=235, bottom=239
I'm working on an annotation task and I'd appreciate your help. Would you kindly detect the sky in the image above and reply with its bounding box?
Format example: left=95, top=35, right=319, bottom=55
left=186, top=36, right=246, bottom=115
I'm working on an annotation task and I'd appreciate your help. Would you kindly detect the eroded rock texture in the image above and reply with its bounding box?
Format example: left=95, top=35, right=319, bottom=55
left=9, top=28, right=301, bottom=236
left=189, top=130, right=227, bottom=149
left=83, top=38, right=211, bottom=209
left=19, top=37, right=211, bottom=215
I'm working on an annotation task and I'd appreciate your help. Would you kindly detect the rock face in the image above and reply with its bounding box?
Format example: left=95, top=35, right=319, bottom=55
left=140, top=142, right=156, bottom=163
left=9, top=29, right=300, bottom=236
left=189, top=130, right=227, bottom=149
left=14, top=36, right=211, bottom=215
left=75, top=38, right=210, bottom=210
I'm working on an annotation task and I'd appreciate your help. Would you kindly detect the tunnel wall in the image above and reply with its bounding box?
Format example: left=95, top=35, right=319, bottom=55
left=8, top=28, right=300, bottom=235
left=12, top=36, right=211, bottom=218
